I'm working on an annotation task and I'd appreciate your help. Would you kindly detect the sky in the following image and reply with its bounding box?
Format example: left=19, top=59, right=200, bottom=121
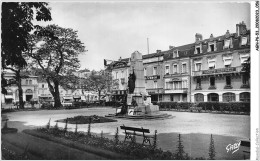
left=34, top=2, right=250, bottom=71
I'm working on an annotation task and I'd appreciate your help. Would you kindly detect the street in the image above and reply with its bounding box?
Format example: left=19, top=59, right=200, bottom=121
left=2, top=107, right=250, bottom=159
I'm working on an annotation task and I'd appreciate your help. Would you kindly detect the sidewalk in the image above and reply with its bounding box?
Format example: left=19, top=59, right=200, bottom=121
left=2, top=132, right=107, bottom=160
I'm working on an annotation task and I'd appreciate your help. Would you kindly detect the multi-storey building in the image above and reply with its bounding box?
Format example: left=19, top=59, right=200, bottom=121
left=190, top=21, right=250, bottom=102
left=2, top=70, right=38, bottom=104
left=110, top=58, right=130, bottom=101
left=163, top=45, right=192, bottom=102
left=38, top=81, right=73, bottom=102
left=105, top=21, right=250, bottom=104
left=143, top=50, right=164, bottom=103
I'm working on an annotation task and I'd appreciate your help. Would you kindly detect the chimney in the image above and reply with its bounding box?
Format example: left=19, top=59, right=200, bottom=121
left=195, top=33, right=203, bottom=42
left=169, top=46, right=175, bottom=49
left=236, top=21, right=247, bottom=36
left=156, top=50, right=161, bottom=54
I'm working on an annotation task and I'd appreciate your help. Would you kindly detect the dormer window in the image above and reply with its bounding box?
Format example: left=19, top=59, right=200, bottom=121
left=207, top=34, right=216, bottom=52
left=196, top=47, right=201, bottom=54
left=173, top=50, right=179, bottom=58
left=241, top=36, right=248, bottom=46
left=224, top=39, right=231, bottom=49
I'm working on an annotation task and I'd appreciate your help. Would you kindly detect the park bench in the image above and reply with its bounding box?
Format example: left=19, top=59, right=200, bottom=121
left=120, top=125, right=156, bottom=145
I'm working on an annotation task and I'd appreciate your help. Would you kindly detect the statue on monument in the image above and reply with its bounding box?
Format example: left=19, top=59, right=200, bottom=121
left=128, top=70, right=136, bottom=94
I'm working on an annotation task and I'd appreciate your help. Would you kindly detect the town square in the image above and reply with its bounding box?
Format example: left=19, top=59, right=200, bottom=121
left=1, top=1, right=255, bottom=160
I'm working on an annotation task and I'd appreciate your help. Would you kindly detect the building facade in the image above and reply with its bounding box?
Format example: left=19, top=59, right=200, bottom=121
left=162, top=45, right=192, bottom=102
left=190, top=22, right=250, bottom=102
left=110, top=58, right=130, bottom=101
left=106, top=21, right=250, bottom=104
left=2, top=71, right=38, bottom=104
left=143, top=51, right=164, bottom=103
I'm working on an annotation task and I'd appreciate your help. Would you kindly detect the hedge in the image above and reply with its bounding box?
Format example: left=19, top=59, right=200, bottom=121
left=158, top=102, right=250, bottom=113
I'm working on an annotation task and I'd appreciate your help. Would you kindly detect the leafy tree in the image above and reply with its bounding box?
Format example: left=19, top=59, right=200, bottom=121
left=1, top=2, right=52, bottom=68
left=208, top=134, right=216, bottom=160
left=28, top=25, right=86, bottom=108
left=84, top=70, right=111, bottom=101
left=1, top=2, right=52, bottom=108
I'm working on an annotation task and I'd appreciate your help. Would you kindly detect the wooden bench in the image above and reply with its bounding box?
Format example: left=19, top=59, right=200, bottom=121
left=120, top=125, right=156, bottom=145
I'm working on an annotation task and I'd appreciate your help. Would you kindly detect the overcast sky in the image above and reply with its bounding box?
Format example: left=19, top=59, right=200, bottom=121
left=34, top=2, right=250, bottom=71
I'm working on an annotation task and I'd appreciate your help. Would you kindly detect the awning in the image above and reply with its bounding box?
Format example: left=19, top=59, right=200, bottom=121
left=224, top=59, right=232, bottom=65
left=240, top=53, right=249, bottom=63
left=5, top=95, right=13, bottom=99
left=63, top=96, right=73, bottom=100
left=73, top=95, right=81, bottom=99
left=241, top=37, right=248, bottom=45
left=208, top=61, right=215, bottom=68
left=81, top=95, right=86, bottom=100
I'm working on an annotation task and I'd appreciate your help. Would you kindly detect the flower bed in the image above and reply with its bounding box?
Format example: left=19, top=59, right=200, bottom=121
left=56, top=115, right=117, bottom=124
left=24, top=126, right=199, bottom=160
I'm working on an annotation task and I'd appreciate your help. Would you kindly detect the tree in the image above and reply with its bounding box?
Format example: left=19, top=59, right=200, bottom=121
left=208, top=134, right=216, bottom=160
left=1, top=2, right=52, bottom=68
left=28, top=25, right=86, bottom=108
left=1, top=2, right=52, bottom=108
left=84, top=70, right=110, bottom=101
left=175, top=134, right=185, bottom=160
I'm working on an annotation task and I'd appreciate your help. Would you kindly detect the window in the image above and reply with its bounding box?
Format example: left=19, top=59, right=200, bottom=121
left=153, top=66, right=157, bottom=75
left=239, top=92, right=250, bottom=102
left=159, top=95, right=162, bottom=101
left=26, top=80, right=29, bottom=85
left=195, top=63, right=202, bottom=71
left=42, top=84, right=44, bottom=88
left=224, top=58, right=232, bottom=68
left=195, top=93, right=204, bottom=102
left=196, top=78, right=201, bottom=89
left=223, top=93, right=236, bottom=102
left=226, top=76, right=231, bottom=86
left=173, top=64, right=178, bottom=73
left=196, top=47, right=201, bottom=54
left=173, top=50, right=179, bottom=58
left=121, top=70, right=124, bottom=77
left=207, top=93, right=219, bottom=102
left=241, top=37, right=248, bottom=46
left=166, top=81, right=172, bottom=89
left=154, top=81, right=157, bottom=89
left=182, top=63, right=187, bottom=73
left=224, top=39, right=231, bottom=49
left=165, top=66, right=170, bottom=75
left=144, top=68, right=147, bottom=76
left=208, top=60, right=215, bottom=69
left=242, top=74, right=249, bottom=85
left=29, top=80, right=32, bottom=85
left=173, top=81, right=181, bottom=89
left=210, top=77, right=215, bottom=86
left=209, top=44, right=214, bottom=52
left=240, top=54, right=249, bottom=64
left=182, top=80, right=187, bottom=88
left=115, top=72, right=118, bottom=79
